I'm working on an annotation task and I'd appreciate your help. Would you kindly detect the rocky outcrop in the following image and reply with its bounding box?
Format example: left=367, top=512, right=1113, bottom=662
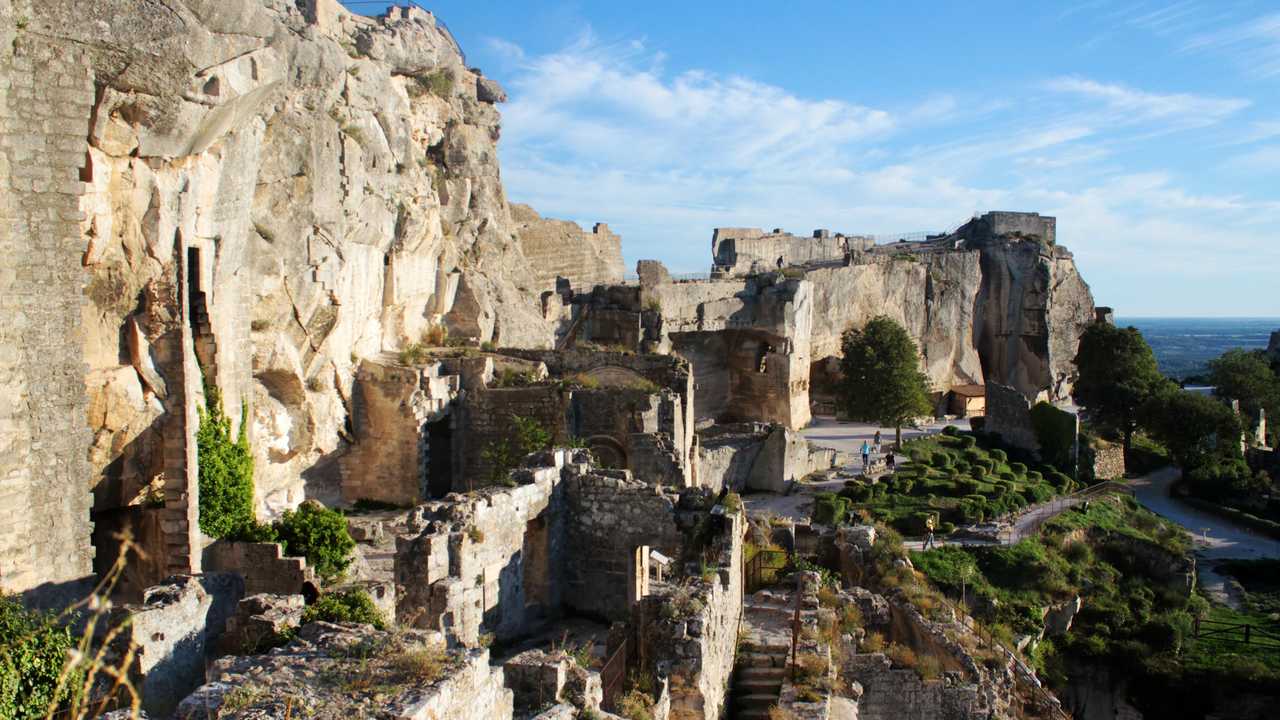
left=6, top=0, right=585, bottom=578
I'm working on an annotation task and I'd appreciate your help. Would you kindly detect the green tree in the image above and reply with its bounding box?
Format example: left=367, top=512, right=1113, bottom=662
left=836, top=316, right=933, bottom=448
left=1139, top=388, right=1241, bottom=471
left=197, top=383, right=256, bottom=538
left=1207, top=349, right=1280, bottom=429
left=1072, top=324, right=1169, bottom=455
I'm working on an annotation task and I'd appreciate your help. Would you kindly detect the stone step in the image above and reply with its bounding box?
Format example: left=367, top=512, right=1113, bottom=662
left=737, top=651, right=789, bottom=668
left=735, top=666, right=786, bottom=682
left=733, top=692, right=782, bottom=708
left=734, top=677, right=783, bottom=695
left=735, top=709, right=774, bottom=720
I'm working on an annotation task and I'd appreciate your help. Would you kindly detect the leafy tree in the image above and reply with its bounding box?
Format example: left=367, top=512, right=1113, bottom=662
left=1207, top=349, right=1280, bottom=428
left=1139, top=388, right=1241, bottom=471
left=197, top=383, right=256, bottom=538
left=836, top=316, right=933, bottom=448
left=1072, top=324, right=1169, bottom=455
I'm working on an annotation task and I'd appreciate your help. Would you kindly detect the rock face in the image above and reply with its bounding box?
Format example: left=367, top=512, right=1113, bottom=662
left=512, top=203, right=625, bottom=295
left=0, top=0, right=599, bottom=592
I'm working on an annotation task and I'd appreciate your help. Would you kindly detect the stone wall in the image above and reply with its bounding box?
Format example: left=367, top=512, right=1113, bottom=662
left=512, top=203, right=624, bottom=294
left=563, top=471, right=685, bottom=620
left=459, top=385, right=570, bottom=489
left=1085, top=437, right=1125, bottom=481
left=0, top=0, right=96, bottom=602
left=697, top=423, right=847, bottom=492
left=339, top=359, right=459, bottom=505
left=635, top=511, right=744, bottom=720
left=712, top=227, right=851, bottom=276
left=395, top=456, right=569, bottom=644
left=842, top=653, right=985, bottom=720
left=119, top=573, right=244, bottom=716
left=203, top=540, right=316, bottom=597
left=982, top=384, right=1040, bottom=452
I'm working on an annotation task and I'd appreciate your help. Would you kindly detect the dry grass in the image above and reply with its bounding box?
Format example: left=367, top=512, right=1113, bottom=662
left=389, top=644, right=448, bottom=683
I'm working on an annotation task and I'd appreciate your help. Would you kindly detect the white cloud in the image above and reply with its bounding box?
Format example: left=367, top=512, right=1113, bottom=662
left=492, top=37, right=1280, bottom=313
left=1045, top=77, right=1249, bottom=126
left=1186, top=13, right=1280, bottom=78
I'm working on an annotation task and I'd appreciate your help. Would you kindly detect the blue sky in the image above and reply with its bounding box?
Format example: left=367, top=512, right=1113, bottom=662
left=342, top=1, right=1280, bottom=316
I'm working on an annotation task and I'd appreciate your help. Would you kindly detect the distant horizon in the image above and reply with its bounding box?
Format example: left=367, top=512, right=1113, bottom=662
left=341, top=1, right=1280, bottom=317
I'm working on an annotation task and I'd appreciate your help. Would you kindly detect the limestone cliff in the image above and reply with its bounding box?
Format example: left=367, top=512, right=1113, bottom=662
left=31, top=0, right=563, bottom=542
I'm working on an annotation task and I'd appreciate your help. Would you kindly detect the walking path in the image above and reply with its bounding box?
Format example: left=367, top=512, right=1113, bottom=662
left=1130, top=466, right=1280, bottom=606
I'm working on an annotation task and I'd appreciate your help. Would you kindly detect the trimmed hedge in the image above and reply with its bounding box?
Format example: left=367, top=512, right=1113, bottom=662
left=813, top=493, right=850, bottom=525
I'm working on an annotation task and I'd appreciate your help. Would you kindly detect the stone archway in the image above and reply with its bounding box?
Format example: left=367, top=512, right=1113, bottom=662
left=583, top=365, right=650, bottom=389
left=587, top=434, right=628, bottom=469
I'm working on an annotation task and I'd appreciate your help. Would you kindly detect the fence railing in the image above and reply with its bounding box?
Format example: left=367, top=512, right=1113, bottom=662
left=744, top=549, right=791, bottom=594
left=1193, top=617, right=1280, bottom=649
left=934, top=595, right=1072, bottom=720
left=994, top=481, right=1136, bottom=544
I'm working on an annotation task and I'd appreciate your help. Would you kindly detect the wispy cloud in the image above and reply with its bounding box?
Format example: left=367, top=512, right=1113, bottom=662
left=490, top=35, right=1280, bottom=313
left=1186, top=13, right=1280, bottom=78
left=1045, top=76, right=1249, bottom=126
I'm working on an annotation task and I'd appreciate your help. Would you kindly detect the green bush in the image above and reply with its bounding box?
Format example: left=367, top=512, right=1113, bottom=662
left=302, top=589, right=385, bottom=630
left=1048, top=471, right=1073, bottom=491
left=970, top=466, right=988, bottom=480
left=813, top=493, right=849, bottom=525
left=931, top=452, right=955, bottom=469
left=956, top=478, right=980, bottom=495
left=989, top=449, right=1008, bottom=463
left=197, top=383, right=256, bottom=538
left=840, top=484, right=872, bottom=502
left=941, top=425, right=960, bottom=436
left=276, top=502, right=356, bottom=581
left=0, top=596, right=81, bottom=719
left=957, top=435, right=977, bottom=449
left=1009, top=462, right=1028, bottom=476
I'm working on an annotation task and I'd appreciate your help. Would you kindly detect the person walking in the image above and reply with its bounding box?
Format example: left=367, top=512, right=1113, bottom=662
left=885, top=452, right=895, bottom=471
left=873, top=430, right=882, bottom=453
left=923, top=515, right=936, bottom=550
left=860, top=440, right=870, bottom=470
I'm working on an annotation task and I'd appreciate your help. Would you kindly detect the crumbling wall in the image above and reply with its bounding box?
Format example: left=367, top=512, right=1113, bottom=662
left=563, top=471, right=685, bottom=620
left=119, top=574, right=244, bottom=716
left=0, top=1, right=96, bottom=602
left=339, top=359, right=459, bottom=505
left=512, top=203, right=624, bottom=294
left=636, top=512, right=744, bottom=720
left=203, top=540, right=317, bottom=597
left=842, top=653, right=985, bottom=720
left=697, top=423, right=846, bottom=492
left=395, top=457, right=568, bottom=644
left=459, top=386, right=569, bottom=489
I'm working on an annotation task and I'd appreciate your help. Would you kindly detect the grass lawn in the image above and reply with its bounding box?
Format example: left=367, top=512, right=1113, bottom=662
left=814, top=428, right=1076, bottom=536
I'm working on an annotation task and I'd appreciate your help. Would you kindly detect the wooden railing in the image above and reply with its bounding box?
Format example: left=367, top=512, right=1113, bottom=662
left=1193, top=617, right=1280, bottom=649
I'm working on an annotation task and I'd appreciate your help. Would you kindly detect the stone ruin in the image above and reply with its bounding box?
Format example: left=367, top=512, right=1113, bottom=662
left=0, top=1, right=1106, bottom=718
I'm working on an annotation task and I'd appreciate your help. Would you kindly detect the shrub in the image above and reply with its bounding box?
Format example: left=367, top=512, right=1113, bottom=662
left=885, top=642, right=918, bottom=669
left=957, top=435, right=977, bottom=449
left=813, top=493, right=849, bottom=525
left=956, top=478, right=980, bottom=495
left=916, top=654, right=943, bottom=681
left=970, top=465, right=988, bottom=481
left=722, top=491, right=743, bottom=513
left=410, top=70, right=453, bottom=99
left=989, top=448, right=1008, bottom=463
left=617, top=689, right=655, bottom=720
left=0, top=596, right=82, bottom=719
left=1047, top=471, right=1073, bottom=491
left=276, top=501, right=356, bottom=581
left=197, top=383, right=256, bottom=538
left=399, top=342, right=428, bottom=365
left=862, top=631, right=886, bottom=653
left=1009, top=462, right=1028, bottom=476
left=941, top=425, right=960, bottom=436
left=302, top=589, right=385, bottom=630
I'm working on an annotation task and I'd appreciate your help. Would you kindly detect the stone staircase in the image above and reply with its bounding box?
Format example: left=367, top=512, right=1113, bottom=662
left=731, top=589, right=798, bottom=719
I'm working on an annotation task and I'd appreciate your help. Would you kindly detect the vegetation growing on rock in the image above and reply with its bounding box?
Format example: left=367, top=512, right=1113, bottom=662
left=197, top=383, right=256, bottom=539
